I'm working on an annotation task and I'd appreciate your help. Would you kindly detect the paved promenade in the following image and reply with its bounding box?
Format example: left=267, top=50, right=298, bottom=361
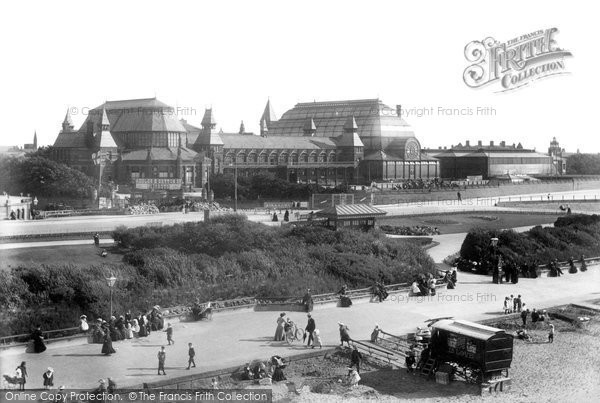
left=1, top=268, right=599, bottom=389
left=1, top=188, right=598, bottom=238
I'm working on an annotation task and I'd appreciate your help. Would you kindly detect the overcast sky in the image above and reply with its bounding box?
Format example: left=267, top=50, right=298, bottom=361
left=1, top=0, right=597, bottom=152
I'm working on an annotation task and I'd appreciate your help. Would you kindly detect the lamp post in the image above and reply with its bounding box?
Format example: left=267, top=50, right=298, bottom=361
left=229, top=162, right=238, bottom=212
left=106, top=274, right=117, bottom=318
left=490, top=237, right=499, bottom=284
left=92, top=152, right=104, bottom=203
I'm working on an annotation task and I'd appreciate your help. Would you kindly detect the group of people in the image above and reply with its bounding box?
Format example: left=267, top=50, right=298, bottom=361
left=371, top=282, right=389, bottom=302
left=503, top=294, right=525, bottom=314
left=411, top=272, right=445, bottom=297
left=9, top=207, right=27, bottom=220
left=241, top=356, right=287, bottom=383
left=273, top=312, right=323, bottom=348
left=83, top=307, right=164, bottom=355
left=4, top=362, right=57, bottom=391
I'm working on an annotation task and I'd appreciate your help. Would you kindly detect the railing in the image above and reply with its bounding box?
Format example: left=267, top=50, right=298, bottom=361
left=350, top=338, right=403, bottom=367
left=0, top=326, right=82, bottom=347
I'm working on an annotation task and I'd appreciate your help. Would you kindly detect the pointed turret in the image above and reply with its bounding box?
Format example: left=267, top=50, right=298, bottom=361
left=62, top=109, right=74, bottom=132
left=95, top=108, right=118, bottom=149
left=260, top=99, right=277, bottom=135
left=303, top=118, right=317, bottom=136
left=343, top=116, right=359, bottom=133
left=239, top=120, right=246, bottom=134
left=33, top=131, right=38, bottom=149
left=201, top=108, right=217, bottom=131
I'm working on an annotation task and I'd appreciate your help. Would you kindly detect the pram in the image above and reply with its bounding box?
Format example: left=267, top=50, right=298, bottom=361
left=2, top=374, right=24, bottom=389
left=191, top=302, right=213, bottom=321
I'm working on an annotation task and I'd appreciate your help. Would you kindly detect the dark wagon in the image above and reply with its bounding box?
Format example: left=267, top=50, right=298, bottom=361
left=429, top=319, right=513, bottom=383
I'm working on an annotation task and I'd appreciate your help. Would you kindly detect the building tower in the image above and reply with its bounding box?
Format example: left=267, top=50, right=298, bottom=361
left=33, top=131, right=37, bottom=149
left=239, top=120, right=245, bottom=134
left=548, top=137, right=565, bottom=175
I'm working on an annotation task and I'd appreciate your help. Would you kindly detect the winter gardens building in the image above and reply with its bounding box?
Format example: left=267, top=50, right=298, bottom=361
left=50, top=98, right=438, bottom=191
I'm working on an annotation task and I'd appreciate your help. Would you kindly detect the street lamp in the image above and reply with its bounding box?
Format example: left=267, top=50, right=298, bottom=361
left=490, top=237, right=499, bottom=283
left=92, top=152, right=104, bottom=202
left=229, top=162, right=238, bottom=212
left=106, top=274, right=117, bottom=318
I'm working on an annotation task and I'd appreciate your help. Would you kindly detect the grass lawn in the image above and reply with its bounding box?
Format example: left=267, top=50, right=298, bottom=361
left=0, top=244, right=123, bottom=271
left=379, top=212, right=560, bottom=234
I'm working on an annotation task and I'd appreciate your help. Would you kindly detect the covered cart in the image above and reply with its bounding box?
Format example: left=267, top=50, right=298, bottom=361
left=429, top=319, right=513, bottom=384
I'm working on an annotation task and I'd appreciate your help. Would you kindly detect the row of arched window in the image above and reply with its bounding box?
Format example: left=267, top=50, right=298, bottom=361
left=223, top=150, right=339, bottom=165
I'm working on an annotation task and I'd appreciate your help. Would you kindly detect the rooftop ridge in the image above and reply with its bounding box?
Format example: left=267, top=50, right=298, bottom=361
left=295, top=98, right=381, bottom=107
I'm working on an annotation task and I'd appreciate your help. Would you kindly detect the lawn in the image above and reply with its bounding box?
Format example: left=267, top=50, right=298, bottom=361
left=379, top=212, right=560, bottom=234
left=0, top=244, right=123, bottom=271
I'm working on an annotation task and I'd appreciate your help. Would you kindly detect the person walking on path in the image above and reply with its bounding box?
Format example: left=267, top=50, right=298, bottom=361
left=164, top=323, right=174, bottom=345
left=305, top=313, right=316, bottom=348
left=350, top=345, right=363, bottom=373
left=313, top=329, right=323, bottom=349
left=521, top=309, right=530, bottom=326
left=31, top=325, right=46, bottom=353
left=42, top=368, right=54, bottom=389
left=339, top=323, right=351, bottom=347
left=274, top=313, right=286, bottom=341
left=548, top=324, right=555, bottom=343
left=157, top=346, right=167, bottom=375
left=187, top=343, right=196, bottom=369
left=503, top=297, right=510, bottom=314
left=16, top=361, right=27, bottom=390
left=457, top=191, right=462, bottom=202
left=101, top=331, right=116, bottom=356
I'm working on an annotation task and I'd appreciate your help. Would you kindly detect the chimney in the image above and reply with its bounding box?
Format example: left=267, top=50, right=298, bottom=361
left=444, top=146, right=447, bottom=150
left=438, top=146, right=442, bottom=150
left=465, top=140, right=470, bottom=147
left=396, top=105, right=402, bottom=117
left=500, top=141, right=506, bottom=147
left=477, top=140, right=482, bottom=146
left=490, top=141, right=494, bottom=146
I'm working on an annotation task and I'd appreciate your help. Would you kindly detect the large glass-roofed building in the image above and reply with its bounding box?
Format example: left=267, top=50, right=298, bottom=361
left=263, top=99, right=439, bottom=182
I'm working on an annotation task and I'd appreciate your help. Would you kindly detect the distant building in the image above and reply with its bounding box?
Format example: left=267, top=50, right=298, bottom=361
left=547, top=137, right=566, bottom=174
left=0, top=132, right=38, bottom=157
left=431, top=140, right=555, bottom=179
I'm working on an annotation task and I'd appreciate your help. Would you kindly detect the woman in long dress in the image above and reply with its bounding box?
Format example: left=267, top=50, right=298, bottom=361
left=132, top=319, right=140, bottom=338
left=31, top=326, right=46, bottom=353
left=274, top=313, right=286, bottom=341
left=101, top=332, right=116, bottom=355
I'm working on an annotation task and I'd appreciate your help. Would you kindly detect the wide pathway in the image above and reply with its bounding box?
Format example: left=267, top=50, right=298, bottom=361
left=1, top=268, right=599, bottom=389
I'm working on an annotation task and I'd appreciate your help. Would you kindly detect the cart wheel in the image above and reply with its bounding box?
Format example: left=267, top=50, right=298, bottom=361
left=295, top=328, right=305, bottom=341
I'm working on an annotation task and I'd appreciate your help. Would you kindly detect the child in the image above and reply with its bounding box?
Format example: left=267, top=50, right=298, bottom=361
left=503, top=297, right=510, bottom=314
left=548, top=324, right=555, bottom=343
left=346, top=368, right=361, bottom=388
left=164, top=323, right=174, bottom=345
left=313, top=328, right=323, bottom=349
left=187, top=343, right=196, bottom=369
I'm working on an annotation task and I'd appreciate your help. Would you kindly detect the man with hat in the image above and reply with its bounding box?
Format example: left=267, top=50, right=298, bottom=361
left=305, top=313, right=316, bottom=348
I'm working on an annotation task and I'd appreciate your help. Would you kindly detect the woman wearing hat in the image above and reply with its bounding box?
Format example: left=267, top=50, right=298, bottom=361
left=80, top=315, right=89, bottom=332
left=274, top=313, right=286, bottom=341
left=43, top=368, right=54, bottom=389
left=338, top=323, right=351, bottom=347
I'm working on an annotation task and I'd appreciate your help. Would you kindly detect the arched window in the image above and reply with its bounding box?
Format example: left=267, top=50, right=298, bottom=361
left=279, top=152, right=289, bottom=164
left=236, top=153, right=246, bottom=163
left=290, top=153, right=298, bottom=165
left=300, top=152, right=308, bottom=163
left=259, top=153, right=268, bottom=163
left=269, top=152, right=278, bottom=165
left=224, top=153, right=235, bottom=164
left=328, top=152, right=336, bottom=162
left=248, top=152, right=257, bottom=163
left=309, top=152, right=317, bottom=163
left=318, top=152, right=326, bottom=162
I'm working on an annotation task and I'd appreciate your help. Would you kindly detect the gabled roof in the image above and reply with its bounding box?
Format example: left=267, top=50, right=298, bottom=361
left=303, top=117, right=316, bottom=132
left=53, top=132, right=88, bottom=148
left=343, top=116, right=358, bottom=132
left=335, top=132, right=364, bottom=148
left=316, top=204, right=387, bottom=218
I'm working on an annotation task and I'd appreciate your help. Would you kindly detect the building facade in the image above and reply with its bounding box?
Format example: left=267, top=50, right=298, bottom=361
left=431, top=140, right=556, bottom=179
left=50, top=97, right=437, bottom=192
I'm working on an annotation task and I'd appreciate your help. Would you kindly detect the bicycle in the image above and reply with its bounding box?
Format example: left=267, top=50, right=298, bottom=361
left=285, top=322, right=305, bottom=344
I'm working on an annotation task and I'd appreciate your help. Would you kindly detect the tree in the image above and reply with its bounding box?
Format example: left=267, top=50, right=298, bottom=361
left=0, top=155, right=94, bottom=198
left=566, top=153, right=600, bottom=175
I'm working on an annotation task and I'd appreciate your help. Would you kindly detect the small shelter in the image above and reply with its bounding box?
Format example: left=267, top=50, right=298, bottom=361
left=316, top=204, right=387, bottom=229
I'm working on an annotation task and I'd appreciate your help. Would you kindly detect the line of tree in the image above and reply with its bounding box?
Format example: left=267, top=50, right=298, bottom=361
left=458, top=214, right=600, bottom=275
left=566, top=153, right=600, bottom=175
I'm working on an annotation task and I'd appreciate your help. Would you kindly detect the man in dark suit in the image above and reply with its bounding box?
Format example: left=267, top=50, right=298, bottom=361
left=305, top=313, right=316, bottom=348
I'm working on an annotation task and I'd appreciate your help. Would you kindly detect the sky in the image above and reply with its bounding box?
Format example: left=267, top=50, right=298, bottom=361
left=0, top=0, right=597, bottom=153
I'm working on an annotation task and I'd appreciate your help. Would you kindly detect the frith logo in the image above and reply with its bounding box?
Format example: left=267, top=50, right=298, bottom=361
left=463, top=28, right=572, bottom=92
